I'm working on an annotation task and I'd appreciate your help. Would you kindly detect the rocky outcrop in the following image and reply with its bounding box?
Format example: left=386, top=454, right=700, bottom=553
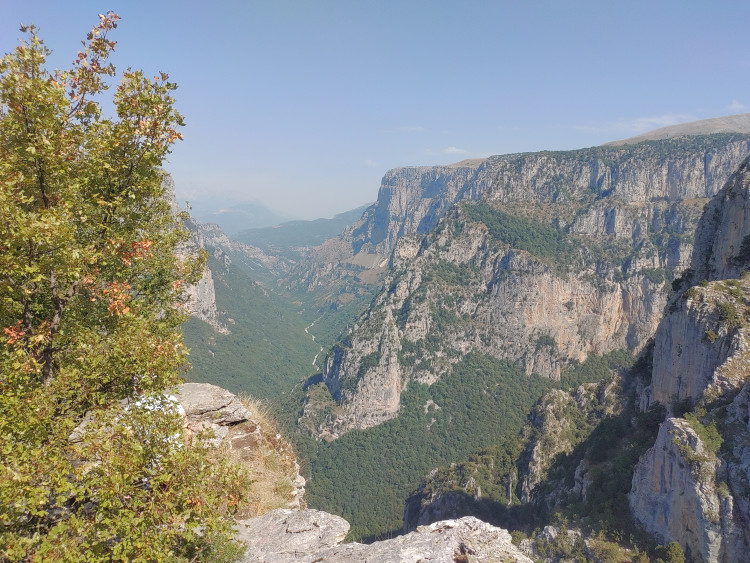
left=174, top=383, right=306, bottom=510
left=176, top=382, right=252, bottom=443
left=235, top=510, right=532, bottom=563
left=354, top=158, right=492, bottom=254
left=517, top=376, right=623, bottom=503
left=648, top=279, right=750, bottom=409
left=724, top=382, right=750, bottom=542
left=234, top=509, right=350, bottom=562
left=629, top=418, right=746, bottom=562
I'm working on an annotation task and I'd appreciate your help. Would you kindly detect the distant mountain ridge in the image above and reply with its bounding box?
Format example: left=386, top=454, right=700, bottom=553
left=235, top=204, right=370, bottom=259
left=190, top=199, right=294, bottom=235
left=606, top=113, right=750, bottom=146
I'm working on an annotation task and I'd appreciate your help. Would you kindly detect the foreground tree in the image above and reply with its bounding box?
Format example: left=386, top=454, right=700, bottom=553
left=0, top=14, right=250, bottom=561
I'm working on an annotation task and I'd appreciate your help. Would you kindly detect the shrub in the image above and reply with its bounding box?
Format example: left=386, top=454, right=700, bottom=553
left=0, top=17, right=251, bottom=560
left=684, top=412, right=723, bottom=453
left=655, top=541, right=686, bottom=563
left=718, top=301, right=743, bottom=329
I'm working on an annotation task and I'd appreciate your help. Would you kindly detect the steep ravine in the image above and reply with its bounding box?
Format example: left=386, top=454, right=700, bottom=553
left=400, top=157, right=750, bottom=562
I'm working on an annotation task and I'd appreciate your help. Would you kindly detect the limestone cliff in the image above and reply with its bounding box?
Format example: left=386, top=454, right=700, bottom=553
left=629, top=417, right=745, bottom=562
left=181, top=215, right=298, bottom=334
left=184, top=265, right=230, bottom=334
left=691, top=157, right=750, bottom=283
left=296, top=135, right=750, bottom=298
left=645, top=157, right=750, bottom=411
left=647, top=277, right=750, bottom=409
left=308, top=136, right=750, bottom=437
left=628, top=158, right=750, bottom=561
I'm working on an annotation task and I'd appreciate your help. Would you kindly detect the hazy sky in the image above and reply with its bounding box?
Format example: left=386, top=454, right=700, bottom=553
left=2, top=1, right=749, bottom=219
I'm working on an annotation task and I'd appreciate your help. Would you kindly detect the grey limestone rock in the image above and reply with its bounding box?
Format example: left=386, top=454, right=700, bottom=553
left=174, top=383, right=307, bottom=509
left=648, top=279, right=750, bottom=408
left=184, top=265, right=231, bottom=335
left=236, top=510, right=532, bottom=563
left=235, top=509, right=349, bottom=563
left=176, top=382, right=251, bottom=427
left=629, top=418, right=747, bottom=562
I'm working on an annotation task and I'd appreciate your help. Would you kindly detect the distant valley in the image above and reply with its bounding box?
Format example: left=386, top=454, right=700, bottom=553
left=182, top=114, right=750, bottom=558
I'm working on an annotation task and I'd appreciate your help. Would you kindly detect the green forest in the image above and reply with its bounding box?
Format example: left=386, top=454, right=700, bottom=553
left=302, top=350, right=632, bottom=540
left=182, top=256, right=319, bottom=401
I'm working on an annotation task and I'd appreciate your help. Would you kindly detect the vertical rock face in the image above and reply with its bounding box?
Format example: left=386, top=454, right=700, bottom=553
left=358, top=138, right=750, bottom=258
left=648, top=159, right=750, bottom=410
left=309, top=137, right=750, bottom=437
left=692, top=158, right=750, bottom=282
left=354, top=159, right=494, bottom=253
left=295, top=137, right=750, bottom=296
left=725, top=383, right=750, bottom=539
left=629, top=157, right=750, bottom=561
left=184, top=266, right=230, bottom=334
left=629, top=418, right=745, bottom=562
left=163, top=174, right=228, bottom=333
left=649, top=279, right=750, bottom=408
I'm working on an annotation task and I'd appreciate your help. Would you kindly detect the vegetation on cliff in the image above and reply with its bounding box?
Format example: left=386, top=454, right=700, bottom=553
left=0, top=17, right=252, bottom=561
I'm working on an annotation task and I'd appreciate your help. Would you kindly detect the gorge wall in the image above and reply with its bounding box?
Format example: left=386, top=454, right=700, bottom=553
left=628, top=158, right=750, bottom=561
left=396, top=156, right=750, bottom=562
left=306, top=135, right=750, bottom=438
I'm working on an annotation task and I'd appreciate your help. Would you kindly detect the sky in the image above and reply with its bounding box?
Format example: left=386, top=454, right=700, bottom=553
left=2, top=1, right=749, bottom=219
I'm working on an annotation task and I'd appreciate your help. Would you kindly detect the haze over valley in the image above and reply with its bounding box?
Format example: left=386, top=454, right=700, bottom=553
left=177, top=114, right=750, bottom=559
left=4, top=3, right=750, bottom=560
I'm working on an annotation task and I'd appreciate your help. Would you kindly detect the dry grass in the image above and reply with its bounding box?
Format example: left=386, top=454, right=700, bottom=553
left=219, top=394, right=304, bottom=518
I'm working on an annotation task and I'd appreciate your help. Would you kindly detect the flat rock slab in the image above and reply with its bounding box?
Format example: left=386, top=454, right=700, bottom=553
left=236, top=510, right=532, bottom=562
left=175, top=382, right=251, bottom=426
left=235, top=509, right=350, bottom=562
